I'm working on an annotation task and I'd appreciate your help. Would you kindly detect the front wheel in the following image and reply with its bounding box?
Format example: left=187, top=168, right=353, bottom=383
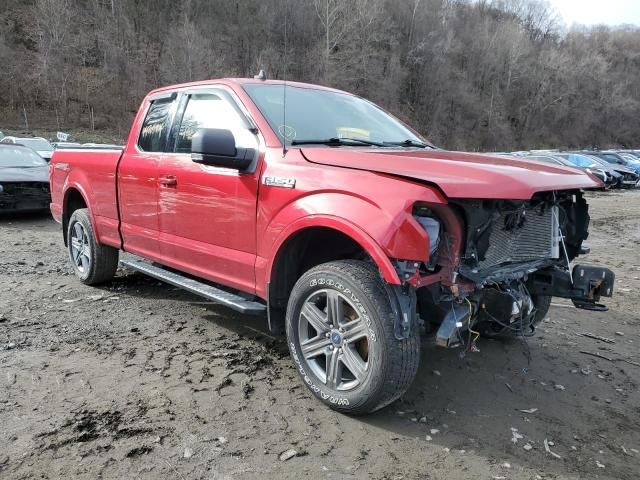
left=67, top=208, right=119, bottom=285
left=286, top=260, right=420, bottom=415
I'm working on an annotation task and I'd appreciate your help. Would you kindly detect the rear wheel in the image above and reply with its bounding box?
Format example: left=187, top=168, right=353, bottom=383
left=286, top=260, right=420, bottom=415
left=67, top=208, right=119, bottom=285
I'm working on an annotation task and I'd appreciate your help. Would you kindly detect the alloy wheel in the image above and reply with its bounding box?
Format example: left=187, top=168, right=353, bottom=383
left=298, top=289, right=371, bottom=391
left=70, top=222, right=91, bottom=274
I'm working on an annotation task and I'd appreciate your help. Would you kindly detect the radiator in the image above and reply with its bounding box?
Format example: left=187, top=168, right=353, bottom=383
left=477, top=205, right=560, bottom=270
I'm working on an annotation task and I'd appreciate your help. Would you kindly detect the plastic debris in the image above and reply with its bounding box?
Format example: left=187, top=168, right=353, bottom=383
left=511, top=427, right=524, bottom=444
left=544, top=439, right=561, bottom=459
left=279, top=449, right=298, bottom=461
left=519, top=408, right=538, bottom=414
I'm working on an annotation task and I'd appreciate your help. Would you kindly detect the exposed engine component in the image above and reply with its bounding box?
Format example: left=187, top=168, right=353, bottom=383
left=413, top=204, right=442, bottom=269
left=411, top=190, right=613, bottom=347
left=453, top=191, right=590, bottom=283
left=476, top=283, right=537, bottom=337
left=435, top=302, right=470, bottom=347
left=415, top=216, right=441, bottom=256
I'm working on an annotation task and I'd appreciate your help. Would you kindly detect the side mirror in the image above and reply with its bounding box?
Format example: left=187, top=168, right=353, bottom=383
left=191, top=128, right=255, bottom=171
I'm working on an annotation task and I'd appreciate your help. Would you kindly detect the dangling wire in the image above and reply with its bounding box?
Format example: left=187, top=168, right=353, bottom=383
left=465, top=298, right=480, bottom=352
left=553, top=191, right=573, bottom=284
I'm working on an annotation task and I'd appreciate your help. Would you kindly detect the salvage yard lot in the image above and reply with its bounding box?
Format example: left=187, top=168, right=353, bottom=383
left=1, top=190, right=639, bottom=480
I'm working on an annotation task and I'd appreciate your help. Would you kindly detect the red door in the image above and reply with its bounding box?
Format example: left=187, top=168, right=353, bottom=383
left=118, top=96, right=177, bottom=259
left=156, top=89, right=261, bottom=294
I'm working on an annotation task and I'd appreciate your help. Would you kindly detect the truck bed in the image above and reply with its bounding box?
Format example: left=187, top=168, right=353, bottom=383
left=50, top=147, right=124, bottom=248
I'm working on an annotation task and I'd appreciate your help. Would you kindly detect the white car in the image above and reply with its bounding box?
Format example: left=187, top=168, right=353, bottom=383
left=0, top=136, right=55, bottom=161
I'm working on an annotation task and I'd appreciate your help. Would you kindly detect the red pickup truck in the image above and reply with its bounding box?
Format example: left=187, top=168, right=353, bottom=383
left=50, top=78, right=614, bottom=414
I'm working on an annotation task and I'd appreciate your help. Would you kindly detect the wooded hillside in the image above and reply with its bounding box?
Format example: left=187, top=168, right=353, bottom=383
left=1, top=0, right=639, bottom=150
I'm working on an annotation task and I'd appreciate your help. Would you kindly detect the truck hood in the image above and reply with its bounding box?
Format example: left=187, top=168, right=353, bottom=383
left=301, top=148, right=602, bottom=200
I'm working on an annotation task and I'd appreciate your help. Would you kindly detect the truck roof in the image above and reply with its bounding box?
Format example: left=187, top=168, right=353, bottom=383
left=146, top=78, right=349, bottom=97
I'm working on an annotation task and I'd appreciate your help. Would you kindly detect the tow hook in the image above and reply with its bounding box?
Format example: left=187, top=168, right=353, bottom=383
left=528, top=264, right=615, bottom=310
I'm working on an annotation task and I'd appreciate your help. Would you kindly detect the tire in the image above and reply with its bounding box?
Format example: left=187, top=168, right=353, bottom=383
left=67, top=208, right=119, bottom=285
left=285, top=260, right=420, bottom=415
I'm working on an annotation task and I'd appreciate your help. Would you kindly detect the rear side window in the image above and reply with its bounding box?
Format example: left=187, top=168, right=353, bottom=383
left=138, top=98, right=175, bottom=152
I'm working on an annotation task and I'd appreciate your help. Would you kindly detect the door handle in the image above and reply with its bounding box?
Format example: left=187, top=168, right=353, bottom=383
left=158, top=175, right=177, bottom=187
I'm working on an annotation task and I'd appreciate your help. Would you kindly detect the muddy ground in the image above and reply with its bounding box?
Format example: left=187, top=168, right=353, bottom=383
left=1, top=190, right=639, bottom=480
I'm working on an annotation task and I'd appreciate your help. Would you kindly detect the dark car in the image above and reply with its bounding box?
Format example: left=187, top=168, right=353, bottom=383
left=0, top=144, right=51, bottom=212
left=574, top=152, right=638, bottom=188
left=616, top=151, right=640, bottom=168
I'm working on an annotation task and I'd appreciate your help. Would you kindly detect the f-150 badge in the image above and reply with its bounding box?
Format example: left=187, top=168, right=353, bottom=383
left=263, top=176, right=296, bottom=188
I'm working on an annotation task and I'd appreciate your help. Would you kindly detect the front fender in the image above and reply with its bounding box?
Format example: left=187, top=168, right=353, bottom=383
left=264, top=213, right=402, bottom=287
left=257, top=185, right=446, bottom=293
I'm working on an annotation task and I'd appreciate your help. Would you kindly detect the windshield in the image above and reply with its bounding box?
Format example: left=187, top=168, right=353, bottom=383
left=585, top=156, right=611, bottom=168
left=620, top=153, right=640, bottom=164
left=243, top=84, right=427, bottom=147
left=0, top=146, right=48, bottom=167
left=526, top=155, right=561, bottom=165
left=556, top=153, right=595, bottom=168
left=18, top=138, right=53, bottom=151
left=599, top=153, right=624, bottom=164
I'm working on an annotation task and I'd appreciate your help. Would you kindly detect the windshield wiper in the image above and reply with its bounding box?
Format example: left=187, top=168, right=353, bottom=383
left=383, top=139, right=433, bottom=149
left=290, top=137, right=387, bottom=147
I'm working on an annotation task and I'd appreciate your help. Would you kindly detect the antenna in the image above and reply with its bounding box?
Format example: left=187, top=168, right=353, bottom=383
left=282, top=6, right=288, bottom=157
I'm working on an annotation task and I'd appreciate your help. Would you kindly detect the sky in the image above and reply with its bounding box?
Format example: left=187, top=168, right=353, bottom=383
left=549, top=0, right=640, bottom=26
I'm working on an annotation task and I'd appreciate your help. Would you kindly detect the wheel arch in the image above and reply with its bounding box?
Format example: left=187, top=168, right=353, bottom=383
left=265, top=217, right=401, bottom=334
left=62, top=185, right=90, bottom=246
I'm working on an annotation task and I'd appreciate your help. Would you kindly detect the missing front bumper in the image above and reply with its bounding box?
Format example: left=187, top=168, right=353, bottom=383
left=527, top=264, right=615, bottom=309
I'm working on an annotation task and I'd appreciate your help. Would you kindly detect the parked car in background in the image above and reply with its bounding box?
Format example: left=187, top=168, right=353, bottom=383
left=0, top=144, right=51, bottom=212
left=616, top=152, right=640, bottom=173
left=589, top=151, right=640, bottom=175
left=519, top=152, right=612, bottom=188
left=589, top=155, right=640, bottom=188
left=0, top=136, right=55, bottom=161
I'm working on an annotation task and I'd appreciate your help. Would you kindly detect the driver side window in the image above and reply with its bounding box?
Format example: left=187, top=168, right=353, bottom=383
left=174, top=92, right=256, bottom=153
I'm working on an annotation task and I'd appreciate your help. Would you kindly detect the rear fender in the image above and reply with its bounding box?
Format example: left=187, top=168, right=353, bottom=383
left=61, top=175, right=95, bottom=244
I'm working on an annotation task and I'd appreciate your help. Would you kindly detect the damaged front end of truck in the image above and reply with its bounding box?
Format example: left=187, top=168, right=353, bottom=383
left=393, top=190, right=615, bottom=346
